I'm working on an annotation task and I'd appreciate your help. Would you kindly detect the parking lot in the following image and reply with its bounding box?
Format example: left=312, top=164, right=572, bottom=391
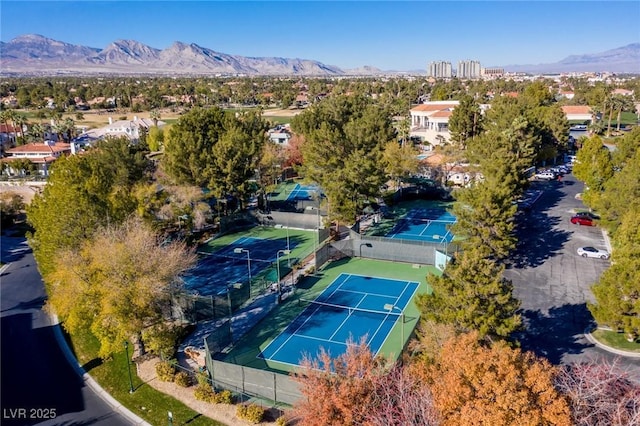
left=505, top=172, right=640, bottom=367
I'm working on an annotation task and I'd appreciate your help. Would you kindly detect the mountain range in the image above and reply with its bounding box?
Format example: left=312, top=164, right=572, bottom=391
left=1, top=34, right=639, bottom=76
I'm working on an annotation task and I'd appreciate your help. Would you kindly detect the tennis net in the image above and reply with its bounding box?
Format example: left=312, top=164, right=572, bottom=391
left=298, top=298, right=403, bottom=317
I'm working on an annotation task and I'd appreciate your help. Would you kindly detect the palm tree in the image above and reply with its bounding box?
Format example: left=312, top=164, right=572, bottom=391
left=29, top=123, right=45, bottom=143
left=13, top=114, right=28, bottom=144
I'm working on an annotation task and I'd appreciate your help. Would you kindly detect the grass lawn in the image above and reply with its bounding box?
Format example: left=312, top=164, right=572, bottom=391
left=591, top=329, right=640, bottom=353
left=64, top=328, right=224, bottom=426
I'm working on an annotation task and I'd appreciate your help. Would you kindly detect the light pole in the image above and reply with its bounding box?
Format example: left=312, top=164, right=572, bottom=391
left=276, top=249, right=290, bottom=301
left=384, top=304, right=404, bottom=355
left=168, top=411, right=173, bottom=426
left=359, top=242, right=372, bottom=257
left=309, top=204, right=322, bottom=276
left=124, top=341, right=134, bottom=393
left=233, top=248, right=251, bottom=287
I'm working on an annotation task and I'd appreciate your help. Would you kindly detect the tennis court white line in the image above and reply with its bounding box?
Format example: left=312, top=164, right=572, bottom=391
left=375, top=281, right=421, bottom=357
left=329, top=293, right=366, bottom=341
left=333, top=287, right=408, bottom=300
left=264, top=302, right=323, bottom=361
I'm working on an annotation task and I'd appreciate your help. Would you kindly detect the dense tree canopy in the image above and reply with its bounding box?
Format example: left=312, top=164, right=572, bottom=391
left=417, top=248, right=521, bottom=339
left=27, top=138, right=150, bottom=276
left=292, top=94, right=395, bottom=222
left=425, top=331, right=572, bottom=426
left=162, top=107, right=268, bottom=204
left=448, top=94, right=484, bottom=149
left=46, top=217, right=196, bottom=358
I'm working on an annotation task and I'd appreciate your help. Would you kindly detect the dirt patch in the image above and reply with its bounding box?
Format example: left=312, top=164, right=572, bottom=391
left=0, top=184, right=41, bottom=205
left=136, top=357, right=280, bottom=426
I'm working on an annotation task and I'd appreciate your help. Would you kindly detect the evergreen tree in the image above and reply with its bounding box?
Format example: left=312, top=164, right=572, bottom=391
left=292, top=95, right=395, bottom=222
left=417, top=248, right=521, bottom=338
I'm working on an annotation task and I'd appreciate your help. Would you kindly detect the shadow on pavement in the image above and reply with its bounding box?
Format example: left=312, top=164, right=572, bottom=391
left=517, top=303, right=596, bottom=364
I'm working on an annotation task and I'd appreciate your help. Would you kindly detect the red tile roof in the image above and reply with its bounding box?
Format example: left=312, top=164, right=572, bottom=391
left=561, top=106, right=592, bottom=114
left=411, top=104, right=457, bottom=112
left=6, top=142, right=71, bottom=154
left=0, top=124, right=20, bottom=133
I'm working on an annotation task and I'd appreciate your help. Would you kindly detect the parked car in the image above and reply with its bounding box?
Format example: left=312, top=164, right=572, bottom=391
left=570, top=215, right=595, bottom=226
left=535, top=171, right=556, bottom=180
left=577, top=246, right=610, bottom=259
left=575, top=211, right=600, bottom=220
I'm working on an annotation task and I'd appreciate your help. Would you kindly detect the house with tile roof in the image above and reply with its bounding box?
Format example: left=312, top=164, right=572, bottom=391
left=409, top=101, right=459, bottom=146
left=561, top=105, right=593, bottom=123
left=2, top=141, right=72, bottom=177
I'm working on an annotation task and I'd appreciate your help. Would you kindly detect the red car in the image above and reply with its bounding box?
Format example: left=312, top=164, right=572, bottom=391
left=570, top=215, right=595, bottom=226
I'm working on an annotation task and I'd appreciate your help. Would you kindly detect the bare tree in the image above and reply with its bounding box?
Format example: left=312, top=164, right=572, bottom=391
left=555, top=358, right=640, bottom=426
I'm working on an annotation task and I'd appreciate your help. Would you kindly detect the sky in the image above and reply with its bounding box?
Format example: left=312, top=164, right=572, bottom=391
left=1, top=1, right=639, bottom=71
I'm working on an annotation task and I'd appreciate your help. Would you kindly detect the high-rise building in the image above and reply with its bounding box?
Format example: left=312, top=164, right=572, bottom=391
left=457, top=60, right=482, bottom=79
left=427, top=61, right=453, bottom=78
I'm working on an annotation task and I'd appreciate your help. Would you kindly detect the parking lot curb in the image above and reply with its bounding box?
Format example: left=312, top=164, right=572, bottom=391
left=584, top=328, right=640, bottom=359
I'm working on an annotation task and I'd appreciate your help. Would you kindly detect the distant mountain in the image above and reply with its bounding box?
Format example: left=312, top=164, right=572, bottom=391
left=501, top=43, right=640, bottom=74
left=0, top=34, right=356, bottom=76
left=1, top=34, right=638, bottom=76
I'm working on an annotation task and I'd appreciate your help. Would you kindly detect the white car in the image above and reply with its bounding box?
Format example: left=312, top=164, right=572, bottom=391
left=577, top=247, right=610, bottom=260
left=535, top=171, right=556, bottom=180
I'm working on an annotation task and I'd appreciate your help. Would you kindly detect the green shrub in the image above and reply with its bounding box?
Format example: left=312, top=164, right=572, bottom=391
left=196, top=370, right=210, bottom=386
left=155, top=361, right=176, bottom=382
left=174, top=371, right=192, bottom=387
left=212, top=389, right=233, bottom=404
left=193, top=383, right=215, bottom=403
left=236, top=404, right=265, bottom=424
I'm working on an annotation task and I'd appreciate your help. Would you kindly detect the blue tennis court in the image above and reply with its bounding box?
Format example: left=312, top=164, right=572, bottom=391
left=259, top=273, right=419, bottom=367
left=183, top=236, right=295, bottom=296
left=386, top=207, right=456, bottom=243
left=286, top=184, right=319, bottom=201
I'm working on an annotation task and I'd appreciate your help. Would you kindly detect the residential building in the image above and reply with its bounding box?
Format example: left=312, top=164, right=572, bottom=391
left=268, top=124, right=292, bottom=145
left=77, top=116, right=164, bottom=144
left=2, top=141, right=72, bottom=176
left=561, top=105, right=593, bottom=123
left=427, top=61, right=453, bottom=78
left=457, top=60, right=482, bottom=79
left=482, top=68, right=504, bottom=78
left=409, top=101, right=459, bottom=146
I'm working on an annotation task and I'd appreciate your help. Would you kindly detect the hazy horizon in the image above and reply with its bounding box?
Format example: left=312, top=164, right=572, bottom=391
left=2, top=1, right=639, bottom=70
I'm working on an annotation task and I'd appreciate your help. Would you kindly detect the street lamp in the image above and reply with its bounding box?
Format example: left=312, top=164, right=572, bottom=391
left=276, top=249, right=291, bottom=301
left=383, top=304, right=404, bottom=354
left=233, top=248, right=251, bottom=286
left=124, top=341, right=134, bottom=393
left=226, top=282, right=243, bottom=317
left=168, top=411, right=173, bottom=426
left=359, top=242, right=372, bottom=257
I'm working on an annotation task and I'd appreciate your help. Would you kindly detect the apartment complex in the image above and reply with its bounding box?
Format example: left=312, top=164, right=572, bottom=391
left=457, top=60, right=482, bottom=79
left=428, top=61, right=453, bottom=78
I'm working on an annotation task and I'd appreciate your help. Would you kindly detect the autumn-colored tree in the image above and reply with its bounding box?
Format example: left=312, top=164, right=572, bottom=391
left=292, top=340, right=439, bottom=426
left=555, top=358, right=640, bottom=426
left=46, top=216, right=197, bottom=358
left=292, top=340, right=389, bottom=426
left=426, top=331, right=571, bottom=426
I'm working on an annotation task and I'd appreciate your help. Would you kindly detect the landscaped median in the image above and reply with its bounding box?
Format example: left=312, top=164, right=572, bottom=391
left=586, top=327, right=640, bottom=357
left=63, top=328, right=225, bottom=426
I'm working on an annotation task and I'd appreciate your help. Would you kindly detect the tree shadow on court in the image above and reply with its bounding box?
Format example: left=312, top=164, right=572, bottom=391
left=516, top=303, right=595, bottom=364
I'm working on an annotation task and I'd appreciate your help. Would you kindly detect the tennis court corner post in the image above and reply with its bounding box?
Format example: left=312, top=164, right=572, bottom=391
left=384, top=304, right=404, bottom=354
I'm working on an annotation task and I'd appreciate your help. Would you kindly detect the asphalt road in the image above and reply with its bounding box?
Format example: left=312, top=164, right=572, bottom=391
left=506, top=173, right=640, bottom=371
left=0, top=236, right=133, bottom=426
